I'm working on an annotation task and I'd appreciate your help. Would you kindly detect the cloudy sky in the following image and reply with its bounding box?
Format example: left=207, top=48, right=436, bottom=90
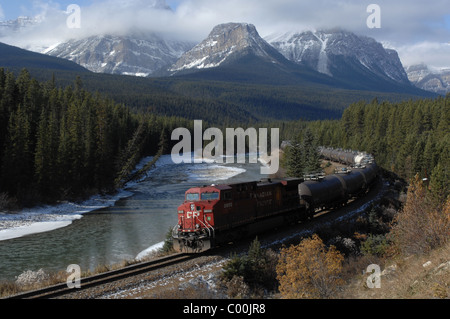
left=0, top=0, right=449, bottom=69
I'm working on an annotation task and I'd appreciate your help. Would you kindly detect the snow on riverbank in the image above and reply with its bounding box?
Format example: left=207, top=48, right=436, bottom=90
left=0, top=153, right=247, bottom=242
left=0, top=154, right=167, bottom=242
left=187, top=164, right=246, bottom=181
left=0, top=189, right=134, bottom=241
left=135, top=241, right=165, bottom=261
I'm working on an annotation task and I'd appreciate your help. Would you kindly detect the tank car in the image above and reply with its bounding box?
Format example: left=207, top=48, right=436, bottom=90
left=338, top=150, right=358, bottom=165
left=319, top=147, right=334, bottom=161
left=335, top=170, right=366, bottom=196
left=301, top=148, right=378, bottom=213
left=298, top=175, right=347, bottom=215
left=354, top=163, right=378, bottom=187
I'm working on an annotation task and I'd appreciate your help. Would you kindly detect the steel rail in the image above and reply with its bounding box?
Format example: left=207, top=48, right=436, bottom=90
left=6, top=252, right=195, bottom=299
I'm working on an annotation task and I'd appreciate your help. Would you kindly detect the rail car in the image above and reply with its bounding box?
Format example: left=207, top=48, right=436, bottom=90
left=172, top=148, right=378, bottom=253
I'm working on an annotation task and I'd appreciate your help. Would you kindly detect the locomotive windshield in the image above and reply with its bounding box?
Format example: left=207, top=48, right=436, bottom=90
left=186, top=193, right=199, bottom=201
left=201, top=191, right=220, bottom=201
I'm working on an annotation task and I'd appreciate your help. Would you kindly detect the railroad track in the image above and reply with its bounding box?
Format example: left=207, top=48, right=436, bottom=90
left=6, top=176, right=385, bottom=300
left=6, top=253, right=196, bottom=299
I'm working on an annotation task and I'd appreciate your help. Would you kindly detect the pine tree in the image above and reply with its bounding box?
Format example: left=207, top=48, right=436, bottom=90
left=56, top=112, right=70, bottom=193
left=286, top=135, right=304, bottom=178
left=1, top=104, right=33, bottom=196
left=430, top=163, right=449, bottom=203
left=94, top=98, right=114, bottom=190
left=34, top=107, right=50, bottom=195
left=302, top=128, right=321, bottom=174
left=286, top=129, right=321, bottom=177
left=0, top=72, right=17, bottom=164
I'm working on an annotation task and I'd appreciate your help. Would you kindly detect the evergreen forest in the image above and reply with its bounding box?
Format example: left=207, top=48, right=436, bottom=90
left=0, top=68, right=448, bottom=207
left=282, top=96, right=449, bottom=200
left=0, top=69, right=189, bottom=206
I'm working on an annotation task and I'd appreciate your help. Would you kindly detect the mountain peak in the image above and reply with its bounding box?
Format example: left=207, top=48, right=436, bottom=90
left=210, top=22, right=255, bottom=34
left=45, top=33, right=195, bottom=77
left=267, top=29, right=410, bottom=85
left=406, top=63, right=450, bottom=94
left=169, top=22, right=282, bottom=73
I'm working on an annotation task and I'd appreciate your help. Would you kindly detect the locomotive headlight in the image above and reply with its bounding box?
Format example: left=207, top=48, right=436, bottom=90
left=196, top=224, right=200, bottom=229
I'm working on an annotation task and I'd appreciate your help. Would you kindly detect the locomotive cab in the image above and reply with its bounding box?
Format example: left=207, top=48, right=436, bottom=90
left=179, top=187, right=220, bottom=232
left=172, top=185, right=228, bottom=253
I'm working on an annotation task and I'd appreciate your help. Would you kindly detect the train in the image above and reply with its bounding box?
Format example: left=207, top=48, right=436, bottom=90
left=172, top=147, right=378, bottom=253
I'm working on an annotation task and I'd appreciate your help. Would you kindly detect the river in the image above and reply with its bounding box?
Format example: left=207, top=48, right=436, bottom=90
left=0, top=155, right=268, bottom=282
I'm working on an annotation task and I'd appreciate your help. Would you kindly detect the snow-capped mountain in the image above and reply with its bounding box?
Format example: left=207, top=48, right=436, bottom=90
left=45, top=33, right=195, bottom=77
left=169, top=22, right=286, bottom=73
left=0, top=14, right=431, bottom=95
left=266, top=29, right=410, bottom=85
left=406, top=64, right=450, bottom=95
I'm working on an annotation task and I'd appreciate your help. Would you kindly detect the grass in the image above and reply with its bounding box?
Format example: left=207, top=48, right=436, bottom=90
left=338, top=241, right=450, bottom=299
left=0, top=257, right=143, bottom=298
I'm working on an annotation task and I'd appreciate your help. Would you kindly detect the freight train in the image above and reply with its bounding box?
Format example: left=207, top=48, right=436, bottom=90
left=172, top=148, right=378, bottom=253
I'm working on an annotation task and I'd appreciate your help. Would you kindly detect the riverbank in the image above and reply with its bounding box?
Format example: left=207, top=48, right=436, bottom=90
left=0, top=154, right=175, bottom=242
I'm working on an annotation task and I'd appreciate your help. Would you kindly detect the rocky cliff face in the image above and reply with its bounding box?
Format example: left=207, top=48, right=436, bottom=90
left=45, top=34, right=194, bottom=77
left=406, top=64, right=450, bottom=95
left=266, top=29, right=410, bottom=85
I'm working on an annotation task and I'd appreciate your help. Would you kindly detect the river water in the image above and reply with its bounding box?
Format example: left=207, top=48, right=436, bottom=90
left=0, top=155, right=267, bottom=282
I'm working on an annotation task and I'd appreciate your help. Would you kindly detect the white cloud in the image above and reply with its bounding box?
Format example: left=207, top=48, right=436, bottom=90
left=395, top=42, right=450, bottom=69
left=0, top=0, right=448, bottom=68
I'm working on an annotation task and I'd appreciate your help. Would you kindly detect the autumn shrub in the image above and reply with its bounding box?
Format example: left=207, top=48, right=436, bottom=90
left=276, top=234, right=344, bottom=299
left=390, top=175, right=450, bottom=256
left=0, top=281, right=20, bottom=298
left=224, top=275, right=250, bottom=299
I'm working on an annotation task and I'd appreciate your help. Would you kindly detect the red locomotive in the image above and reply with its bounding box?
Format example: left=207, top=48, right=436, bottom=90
left=172, top=178, right=304, bottom=252
left=172, top=148, right=378, bottom=253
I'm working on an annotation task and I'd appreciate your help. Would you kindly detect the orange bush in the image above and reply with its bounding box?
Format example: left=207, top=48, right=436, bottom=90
left=276, top=234, right=344, bottom=299
left=390, top=174, right=450, bottom=255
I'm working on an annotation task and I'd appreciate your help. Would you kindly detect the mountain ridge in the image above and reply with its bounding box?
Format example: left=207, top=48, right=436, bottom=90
left=406, top=64, right=450, bottom=95
left=0, top=15, right=447, bottom=95
left=0, top=41, right=89, bottom=73
left=168, top=23, right=287, bottom=74
left=166, top=23, right=428, bottom=95
left=266, top=29, right=411, bottom=89
left=45, top=33, right=195, bottom=77
left=0, top=39, right=436, bottom=127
